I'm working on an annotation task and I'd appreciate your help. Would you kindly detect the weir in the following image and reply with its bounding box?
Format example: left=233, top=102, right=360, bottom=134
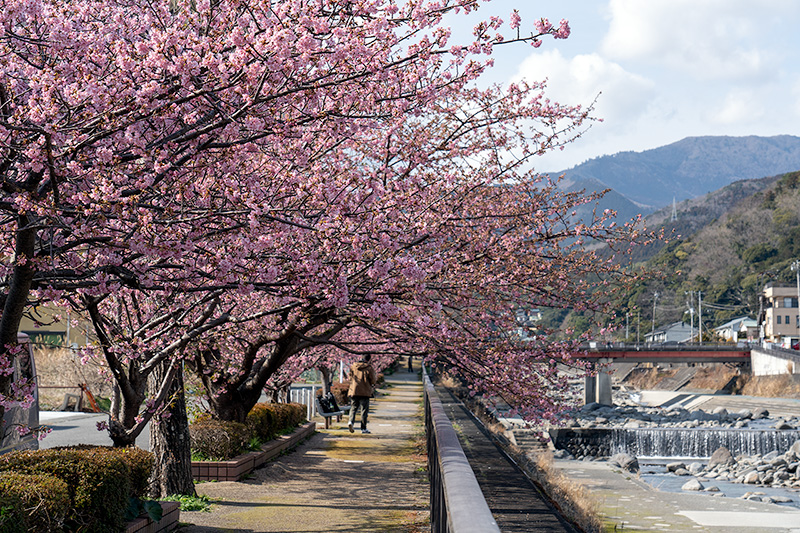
left=551, top=428, right=800, bottom=459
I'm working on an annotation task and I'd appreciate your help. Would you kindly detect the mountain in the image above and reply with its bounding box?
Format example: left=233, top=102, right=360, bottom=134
left=551, top=135, right=800, bottom=215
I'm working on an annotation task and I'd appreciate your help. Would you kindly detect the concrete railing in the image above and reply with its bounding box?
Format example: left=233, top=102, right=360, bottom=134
left=423, top=371, right=500, bottom=533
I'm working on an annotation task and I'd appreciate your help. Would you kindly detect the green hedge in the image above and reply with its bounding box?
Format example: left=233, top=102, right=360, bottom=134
left=190, top=419, right=250, bottom=461
left=0, top=446, right=154, bottom=533
left=0, top=471, right=70, bottom=532
left=191, top=402, right=306, bottom=461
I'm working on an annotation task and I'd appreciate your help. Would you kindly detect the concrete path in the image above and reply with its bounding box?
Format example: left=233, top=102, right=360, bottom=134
left=179, top=362, right=429, bottom=532
left=552, top=458, right=800, bottom=532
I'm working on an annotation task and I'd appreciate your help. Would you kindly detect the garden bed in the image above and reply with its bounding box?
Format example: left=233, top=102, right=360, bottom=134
left=191, top=421, right=316, bottom=481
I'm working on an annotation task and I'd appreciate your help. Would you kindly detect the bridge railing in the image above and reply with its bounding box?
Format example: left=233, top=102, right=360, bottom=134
left=580, top=342, right=751, bottom=352
left=755, top=344, right=800, bottom=364
left=423, top=369, right=500, bottom=533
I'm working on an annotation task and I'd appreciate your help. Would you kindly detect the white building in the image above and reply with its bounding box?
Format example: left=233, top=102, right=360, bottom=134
left=645, top=321, right=693, bottom=344
left=713, top=316, right=758, bottom=343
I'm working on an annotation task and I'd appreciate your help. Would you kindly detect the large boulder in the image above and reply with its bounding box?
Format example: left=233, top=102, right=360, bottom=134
left=609, top=453, right=640, bottom=473
left=751, top=407, right=769, bottom=419
left=708, top=447, right=736, bottom=468
left=682, top=478, right=704, bottom=491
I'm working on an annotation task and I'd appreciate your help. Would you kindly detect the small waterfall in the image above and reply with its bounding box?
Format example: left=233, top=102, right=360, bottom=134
left=611, top=428, right=800, bottom=458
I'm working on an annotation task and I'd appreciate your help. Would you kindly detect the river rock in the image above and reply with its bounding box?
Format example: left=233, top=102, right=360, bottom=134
left=763, top=451, right=780, bottom=462
left=688, top=462, right=704, bottom=474
left=667, top=461, right=686, bottom=472
left=770, top=456, right=788, bottom=467
left=752, top=407, right=769, bottom=419
left=704, top=485, right=721, bottom=492
left=708, top=447, right=736, bottom=468
left=682, top=478, right=704, bottom=491
left=674, top=468, right=691, bottom=476
left=791, top=440, right=800, bottom=455
left=553, top=449, right=571, bottom=459
left=744, top=471, right=760, bottom=484
left=775, top=419, right=794, bottom=430
left=610, top=453, right=639, bottom=473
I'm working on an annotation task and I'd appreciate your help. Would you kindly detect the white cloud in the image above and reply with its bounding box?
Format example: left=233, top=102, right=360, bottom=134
left=600, top=0, right=794, bottom=81
left=512, top=50, right=655, bottom=124
left=710, top=89, right=765, bottom=125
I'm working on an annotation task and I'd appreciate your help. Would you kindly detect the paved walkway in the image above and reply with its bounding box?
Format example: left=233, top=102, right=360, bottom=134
left=179, top=361, right=429, bottom=532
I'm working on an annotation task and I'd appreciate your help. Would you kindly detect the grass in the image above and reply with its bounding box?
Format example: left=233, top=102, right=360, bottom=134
left=157, top=494, right=215, bottom=512
left=530, top=452, right=603, bottom=533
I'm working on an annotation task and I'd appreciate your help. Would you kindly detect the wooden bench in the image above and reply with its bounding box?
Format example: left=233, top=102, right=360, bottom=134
left=315, top=393, right=350, bottom=429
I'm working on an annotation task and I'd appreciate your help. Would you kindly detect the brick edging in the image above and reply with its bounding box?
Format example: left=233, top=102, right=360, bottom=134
left=191, top=421, right=316, bottom=481
left=125, top=501, right=180, bottom=533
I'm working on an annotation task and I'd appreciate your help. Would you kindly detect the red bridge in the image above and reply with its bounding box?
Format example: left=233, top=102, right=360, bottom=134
left=574, top=343, right=752, bottom=405
left=576, top=343, right=751, bottom=364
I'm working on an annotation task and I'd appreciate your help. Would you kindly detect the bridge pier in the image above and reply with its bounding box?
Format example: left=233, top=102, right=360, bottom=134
left=583, top=373, right=597, bottom=405
left=584, top=359, right=613, bottom=406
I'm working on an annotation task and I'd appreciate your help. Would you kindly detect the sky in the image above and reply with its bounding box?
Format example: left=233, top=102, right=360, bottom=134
left=449, top=0, right=800, bottom=172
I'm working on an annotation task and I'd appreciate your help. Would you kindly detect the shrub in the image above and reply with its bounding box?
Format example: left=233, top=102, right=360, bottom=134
left=0, top=446, right=154, bottom=532
left=257, top=402, right=304, bottom=433
left=245, top=403, right=276, bottom=442
left=189, top=419, right=250, bottom=460
left=191, top=403, right=306, bottom=461
left=329, top=382, right=350, bottom=406
left=54, top=445, right=154, bottom=497
left=0, top=471, right=70, bottom=532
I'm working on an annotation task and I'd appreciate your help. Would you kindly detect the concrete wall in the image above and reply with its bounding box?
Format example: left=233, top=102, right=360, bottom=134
left=751, top=347, right=799, bottom=376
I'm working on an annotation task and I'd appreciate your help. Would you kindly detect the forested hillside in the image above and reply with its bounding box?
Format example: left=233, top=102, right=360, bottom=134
left=546, top=171, right=800, bottom=338
left=626, top=171, right=800, bottom=333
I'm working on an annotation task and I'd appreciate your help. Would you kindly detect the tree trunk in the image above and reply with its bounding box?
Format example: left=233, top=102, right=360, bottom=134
left=148, top=362, right=196, bottom=498
left=319, top=366, right=332, bottom=395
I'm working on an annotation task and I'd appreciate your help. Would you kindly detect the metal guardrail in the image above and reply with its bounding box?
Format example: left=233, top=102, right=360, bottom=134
left=581, top=342, right=751, bottom=352
left=423, top=370, right=500, bottom=533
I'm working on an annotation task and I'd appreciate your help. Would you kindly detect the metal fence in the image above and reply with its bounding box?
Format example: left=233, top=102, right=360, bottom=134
left=423, top=370, right=500, bottom=533
left=288, top=385, right=319, bottom=421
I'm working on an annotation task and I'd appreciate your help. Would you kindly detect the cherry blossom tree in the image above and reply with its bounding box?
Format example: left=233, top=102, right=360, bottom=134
left=2, top=0, right=565, bottom=419
left=184, top=82, right=645, bottom=425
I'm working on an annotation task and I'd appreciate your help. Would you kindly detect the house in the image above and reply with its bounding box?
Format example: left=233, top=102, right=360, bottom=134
left=713, top=316, right=758, bottom=343
left=19, top=305, right=93, bottom=348
left=644, top=321, right=693, bottom=344
left=760, top=283, right=800, bottom=344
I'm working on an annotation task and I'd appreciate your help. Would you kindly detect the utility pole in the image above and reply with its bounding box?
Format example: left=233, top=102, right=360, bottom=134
left=651, top=291, right=659, bottom=341
left=625, top=312, right=630, bottom=341
left=698, top=291, right=703, bottom=345
left=792, top=260, right=800, bottom=345
left=637, top=310, right=640, bottom=345
left=685, top=291, right=695, bottom=343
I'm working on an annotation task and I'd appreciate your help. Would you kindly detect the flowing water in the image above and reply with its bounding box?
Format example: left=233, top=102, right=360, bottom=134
left=611, top=427, right=800, bottom=458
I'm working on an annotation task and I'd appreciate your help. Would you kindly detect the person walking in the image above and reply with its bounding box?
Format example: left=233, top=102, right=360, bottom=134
left=347, top=354, right=377, bottom=434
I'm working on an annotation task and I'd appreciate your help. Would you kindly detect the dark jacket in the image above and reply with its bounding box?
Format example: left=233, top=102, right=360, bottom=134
left=348, top=361, right=377, bottom=397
